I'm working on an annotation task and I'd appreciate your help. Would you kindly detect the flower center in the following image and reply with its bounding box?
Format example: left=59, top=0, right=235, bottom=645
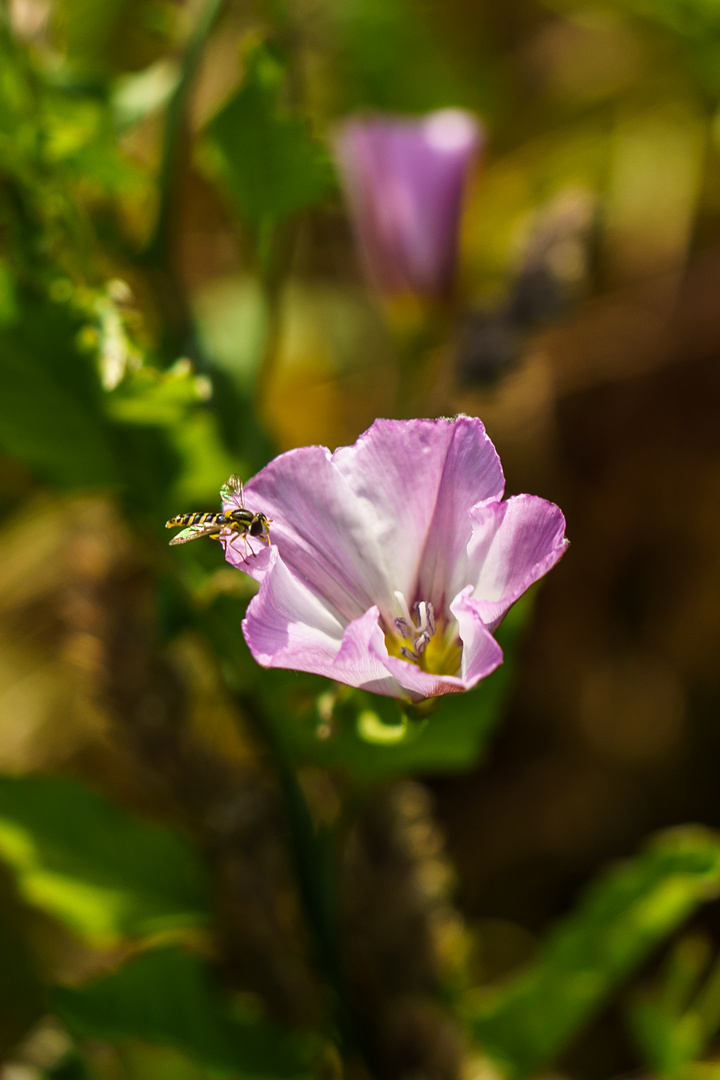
left=390, top=592, right=463, bottom=677
left=394, top=591, right=436, bottom=663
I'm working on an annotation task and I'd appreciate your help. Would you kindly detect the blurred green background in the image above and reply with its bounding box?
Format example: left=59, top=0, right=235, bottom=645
left=3, top=0, right=720, bottom=1078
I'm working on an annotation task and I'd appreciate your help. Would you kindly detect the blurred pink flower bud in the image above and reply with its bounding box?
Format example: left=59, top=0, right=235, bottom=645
left=335, top=110, right=484, bottom=301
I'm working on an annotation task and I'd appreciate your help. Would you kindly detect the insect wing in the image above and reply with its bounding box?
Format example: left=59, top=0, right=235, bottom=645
left=168, top=521, right=225, bottom=545
left=220, top=474, right=243, bottom=503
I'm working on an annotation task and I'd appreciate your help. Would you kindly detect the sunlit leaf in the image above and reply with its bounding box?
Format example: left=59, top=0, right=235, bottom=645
left=42, top=93, right=143, bottom=196
left=54, top=947, right=318, bottom=1078
left=111, top=59, right=181, bottom=131
left=468, top=828, right=720, bottom=1079
left=105, top=364, right=209, bottom=427
left=0, top=776, right=210, bottom=943
left=192, top=276, right=268, bottom=394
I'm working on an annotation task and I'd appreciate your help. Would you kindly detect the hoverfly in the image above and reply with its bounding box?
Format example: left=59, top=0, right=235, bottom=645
left=165, top=474, right=271, bottom=559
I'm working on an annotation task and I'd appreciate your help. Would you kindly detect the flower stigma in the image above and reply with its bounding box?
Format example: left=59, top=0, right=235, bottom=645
left=390, top=591, right=462, bottom=676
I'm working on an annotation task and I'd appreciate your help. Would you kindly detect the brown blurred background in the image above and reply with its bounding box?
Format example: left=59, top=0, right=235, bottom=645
left=3, top=0, right=720, bottom=1074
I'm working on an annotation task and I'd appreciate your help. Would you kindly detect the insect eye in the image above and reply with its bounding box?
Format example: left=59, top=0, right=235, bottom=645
left=249, top=515, right=266, bottom=536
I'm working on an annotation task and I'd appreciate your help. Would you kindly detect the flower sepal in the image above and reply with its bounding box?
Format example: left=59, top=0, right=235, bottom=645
left=403, top=698, right=441, bottom=723
left=332, top=688, right=431, bottom=747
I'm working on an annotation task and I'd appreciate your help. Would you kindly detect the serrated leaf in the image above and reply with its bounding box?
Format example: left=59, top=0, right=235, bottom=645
left=469, top=828, right=720, bottom=1079
left=0, top=776, right=210, bottom=943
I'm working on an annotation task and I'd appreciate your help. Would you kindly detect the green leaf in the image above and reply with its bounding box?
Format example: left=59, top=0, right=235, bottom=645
left=105, top=363, right=209, bottom=427
left=192, top=276, right=269, bottom=395
left=54, top=947, right=317, bottom=1078
left=0, top=289, right=215, bottom=509
left=165, top=407, right=242, bottom=508
left=0, top=873, right=46, bottom=1055
left=266, top=593, right=530, bottom=783
left=111, top=59, right=181, bottom=131
left=626, top=935, right=720, bottom=1079
left=629, top=994, right=705, bottom=1079
left=0, top=776, right=211, bottom=943
left=43, top=1053, right=94, bottom=1080
left=468, top=828, right=720, bottom=1079
left=0, top=299, right=118, bottom=489
left=203, top=42, right=334, bottom=237
left=53, top=0, right=174, bottom=78
left=55, top=0, right=128, bottom=72
left=328, top=0, right=477, bottom=113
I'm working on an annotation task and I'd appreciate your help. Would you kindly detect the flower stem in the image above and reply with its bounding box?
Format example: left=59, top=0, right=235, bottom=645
left=236, top=691, right=384, bottom=1078
left=140, top=0, right=227, bottom=363
left=145, top=0, right=226, bottom=270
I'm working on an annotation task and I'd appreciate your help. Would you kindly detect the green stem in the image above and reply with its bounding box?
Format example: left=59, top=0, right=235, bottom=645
left=236, top=692, right=383, bottom=1078
left=390, top=303, right=456, bottom=418
left=252, top=218, right=297, bottom=416
left=145, top=0, right=227, bottom=268
left=140, top=0, right=227, bottom=362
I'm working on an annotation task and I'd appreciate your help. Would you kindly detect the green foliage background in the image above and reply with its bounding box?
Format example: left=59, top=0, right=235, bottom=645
left=2, top=0, right=720, bottom=1078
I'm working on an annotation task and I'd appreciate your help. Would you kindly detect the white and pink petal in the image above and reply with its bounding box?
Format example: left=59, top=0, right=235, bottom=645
left=466, top=494, right=568, bottom=631
left=242, top=547, right=346, bottom=678
left=241, top=444, right=392, bottom=624
left=418, top=415, right=505, bottom=606
left=333, top=416, right=503, bottom=621
left=450, top=586, right=505, bottom=684
left=225, top=417, right=568, bottom=703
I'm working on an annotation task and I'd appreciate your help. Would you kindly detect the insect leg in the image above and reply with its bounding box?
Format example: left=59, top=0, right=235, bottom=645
left=241, top=531, right=255, bottom=561
left=226, top=525, right=253, bottom=565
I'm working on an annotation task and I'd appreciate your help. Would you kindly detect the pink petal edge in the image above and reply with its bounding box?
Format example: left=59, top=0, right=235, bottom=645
left=242, top=546, right=345, bottom=677
left=467, top=494, right=568, bottom=631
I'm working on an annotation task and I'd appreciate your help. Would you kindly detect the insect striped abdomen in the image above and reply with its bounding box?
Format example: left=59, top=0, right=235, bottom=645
left=166, top=511, right=226, bottom=528
left=165, top=475, right=271, bottom=553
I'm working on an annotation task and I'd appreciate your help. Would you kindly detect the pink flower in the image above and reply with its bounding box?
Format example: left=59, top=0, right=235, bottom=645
left=223, top=417, right=567, bottom=704
left=335, top=110, right=483, bottom=300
